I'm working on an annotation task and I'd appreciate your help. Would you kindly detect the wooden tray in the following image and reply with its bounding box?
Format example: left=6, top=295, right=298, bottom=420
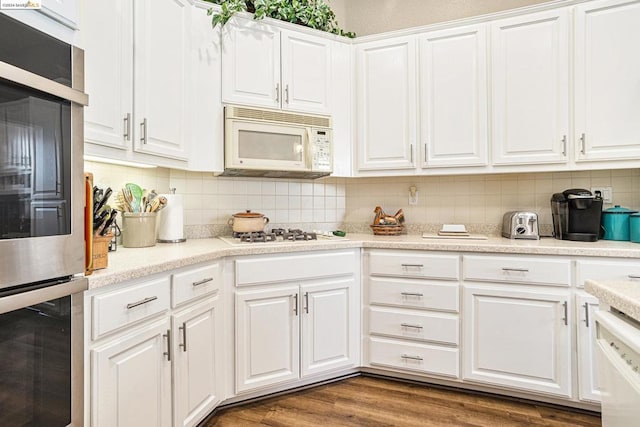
left=370, top=224, right=404, bottom=235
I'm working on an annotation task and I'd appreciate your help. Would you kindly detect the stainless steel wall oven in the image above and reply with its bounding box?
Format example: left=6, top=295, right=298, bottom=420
left=0, top=13, right=88, bottom=427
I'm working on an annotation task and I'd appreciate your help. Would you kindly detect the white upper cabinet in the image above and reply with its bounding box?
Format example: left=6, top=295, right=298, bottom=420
left=356, top=36, right=417, bottom=170
left=418, top=24, right=488, bottom=168
left=133, top=0, right=190, bottom=160
left=574, top=0, right=640, bottom=161
left=490, top=8, right=570, bottom=165
left=221, top=16, right=332, bottom=114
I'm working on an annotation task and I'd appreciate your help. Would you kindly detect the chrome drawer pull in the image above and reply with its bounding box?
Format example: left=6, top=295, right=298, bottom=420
left=400, top=292, right=424, bottom=297
left=192, top=277, right=214, bottom=287
left=583, top=303, right=590, bottom=328
left=126, top=296, right=158, bottom=309
left=501, top=267, right=529, bottom=273
left=628, top=275, right=640, bottom=279
left=401, top=354, right=423, bottom=361
left=401, top=264, right=424, bottom=268
left=401, top=323, right=423, bottom=330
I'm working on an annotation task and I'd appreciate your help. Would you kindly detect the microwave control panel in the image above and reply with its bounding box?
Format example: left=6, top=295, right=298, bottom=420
left=311, top=129, right=332, bottom=171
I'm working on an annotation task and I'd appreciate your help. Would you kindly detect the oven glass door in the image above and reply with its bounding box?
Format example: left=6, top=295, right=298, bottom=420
left=0, top=79, right=72, bottom=239
left=0, top=295, right=71, bottom=426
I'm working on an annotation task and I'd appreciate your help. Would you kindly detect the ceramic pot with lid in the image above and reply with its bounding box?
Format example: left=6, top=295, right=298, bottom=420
left=228, top=210, right=269, bottom=233
left=601, top=205, right=638, bottom=241
left=630, top=213, right=640, bottom=243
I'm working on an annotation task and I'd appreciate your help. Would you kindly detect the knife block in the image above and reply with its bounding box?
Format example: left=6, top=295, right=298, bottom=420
left=92, top=233, right=113, bottom=270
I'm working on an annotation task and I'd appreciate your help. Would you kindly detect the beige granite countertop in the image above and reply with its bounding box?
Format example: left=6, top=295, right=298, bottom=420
left=86, top=234, right=640, bottom=290
left=585, top=278, right=640, bottom=323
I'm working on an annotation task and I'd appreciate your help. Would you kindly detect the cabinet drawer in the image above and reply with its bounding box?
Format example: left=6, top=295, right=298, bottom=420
left=369, top=251, right=459, bottom=280
left=463, top=255, right=570, bottom=286
left=235, top=250, right=357, bottom=286
left=369, top=307, right=459, bottom=345
left=368, top=337, right=459, bottom=378
left=369, top=277, right=459, bottom=312
left=172, top=262, right=221, bottom=307
left=576, top=259, right=640, bottom=288
left=92, top=277, right=170, bottom=340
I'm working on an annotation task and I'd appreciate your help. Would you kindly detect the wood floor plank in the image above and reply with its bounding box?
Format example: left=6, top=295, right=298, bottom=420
left=204, top=376, right=601, bottom=427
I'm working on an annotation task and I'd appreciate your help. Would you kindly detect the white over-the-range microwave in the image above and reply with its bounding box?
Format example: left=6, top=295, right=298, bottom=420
left=222, top=105, right=333, bottom=179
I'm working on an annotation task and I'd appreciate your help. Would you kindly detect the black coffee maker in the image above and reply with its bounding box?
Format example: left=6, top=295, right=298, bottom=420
left=551, top=189, right=603, bottom=242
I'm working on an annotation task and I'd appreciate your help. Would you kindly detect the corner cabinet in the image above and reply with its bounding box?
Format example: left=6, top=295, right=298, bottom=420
left=356, top=36, right=417, bottom=171
left=233, top=250, right=360, bottom=394
left=490, top=8, right=570, bottom=166
left=221, top=15, right=332, bottom=115
left=418, top=24, right=488, bottom=168
left=574, top=0, right=640, bottom=162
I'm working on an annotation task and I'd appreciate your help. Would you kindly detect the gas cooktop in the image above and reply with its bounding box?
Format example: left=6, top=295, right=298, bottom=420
left=219, top=228, right=348, bottom=245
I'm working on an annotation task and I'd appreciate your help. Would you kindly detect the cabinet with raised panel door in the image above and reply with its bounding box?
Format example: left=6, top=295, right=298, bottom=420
left=234, top=250, right=360, bottom=394
left=490, top=8, right=570, bottom=166
left=575, top=292, right=601, bottom=403
left=574, top=0, right=640, bottom=162
left=221, top=15, right=332, bottom=115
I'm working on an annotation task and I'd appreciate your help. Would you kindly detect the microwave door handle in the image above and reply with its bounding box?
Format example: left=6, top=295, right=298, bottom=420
left=305, top=128, right=313, bottom=170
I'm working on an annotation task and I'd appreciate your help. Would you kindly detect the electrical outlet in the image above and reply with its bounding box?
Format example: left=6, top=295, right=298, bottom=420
left=409, top=191, right=419, bottom=205
left=591, top=187, right=613, bottom=204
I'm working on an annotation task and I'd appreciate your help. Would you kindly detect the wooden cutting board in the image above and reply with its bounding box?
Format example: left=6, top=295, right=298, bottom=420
left=422, top=233, right=488, bottom=240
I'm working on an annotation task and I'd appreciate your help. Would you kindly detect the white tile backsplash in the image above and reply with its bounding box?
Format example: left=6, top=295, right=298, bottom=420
left=85, top=161, right=639, bottom=237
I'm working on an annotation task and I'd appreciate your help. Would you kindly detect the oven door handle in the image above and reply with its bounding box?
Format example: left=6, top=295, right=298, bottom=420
left=0, top=61, right=88, bottom=106
left=0, top=277, right=88, bottom=315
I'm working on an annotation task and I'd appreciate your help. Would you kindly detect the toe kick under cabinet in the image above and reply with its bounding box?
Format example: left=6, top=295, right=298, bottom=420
left=364, top=250, right=461, bottom=379
left=233, top=249, right=361, bottom=394
left=86, top=261, right=224, bottom=427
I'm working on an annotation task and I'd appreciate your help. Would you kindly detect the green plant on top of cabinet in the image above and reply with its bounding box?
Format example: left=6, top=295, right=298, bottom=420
left=221, top=15, right=332, bottom=115
left=574, top=0, right=640, bottom=162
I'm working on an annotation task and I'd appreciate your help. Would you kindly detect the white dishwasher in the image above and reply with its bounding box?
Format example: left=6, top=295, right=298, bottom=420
left=595, top=308, right=640, bottom=426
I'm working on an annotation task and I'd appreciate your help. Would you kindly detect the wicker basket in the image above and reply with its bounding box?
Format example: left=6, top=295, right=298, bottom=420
left=370, top=224, right=405, bottom=236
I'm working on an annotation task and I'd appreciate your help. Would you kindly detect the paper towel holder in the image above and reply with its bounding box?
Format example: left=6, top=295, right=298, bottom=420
left=157, top=188, right=187, bottom=243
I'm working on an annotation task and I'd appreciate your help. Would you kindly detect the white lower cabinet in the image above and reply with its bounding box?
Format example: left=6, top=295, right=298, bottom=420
left=576, top=293, right=601, bottom=403
left=234, top=250, right=360, bottom=394
left=92, top=318, right=172, bottom=427
left=87, top=261, right=223, bottom=427
left=462, top=283, right=572, bottom=398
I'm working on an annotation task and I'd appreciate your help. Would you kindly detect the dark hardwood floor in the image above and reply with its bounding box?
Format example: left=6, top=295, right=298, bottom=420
left=204, top=375, right=601, bottom=427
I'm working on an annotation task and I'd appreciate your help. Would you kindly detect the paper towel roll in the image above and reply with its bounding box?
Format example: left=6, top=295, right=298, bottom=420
left=157, top=193, right=186, bottom=243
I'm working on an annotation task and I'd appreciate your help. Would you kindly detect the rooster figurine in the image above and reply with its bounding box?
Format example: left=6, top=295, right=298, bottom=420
left=373, top=206, right=405, bottom=226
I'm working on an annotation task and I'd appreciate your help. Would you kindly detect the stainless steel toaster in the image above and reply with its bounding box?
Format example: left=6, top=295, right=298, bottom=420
left=502, top=211, right=540, bottom=240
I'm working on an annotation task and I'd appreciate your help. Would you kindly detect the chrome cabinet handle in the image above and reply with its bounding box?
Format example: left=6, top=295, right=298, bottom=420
left=410, top=144, right=414, bottom=164
left=179, top=323, right=187, bottom=352
left=401, top=323, right=423, bottom=329
left=628, top=275, right=640, bottom=279
left=192, top=277, right=214, bottom=287
left=580, top=133, right=586, bottom=154
left=400, top=292, right=424, bottom=297
left=561, top=135, right=567, bottom=156
left=562, top=301, right=568, bottom=326
left=501, top=267, right=529, bottom=273
left=401, top=264, right=424, bottom=268
left=163, top=329, right=171, bottom=361
left=126, top=296, right=157, bottom=309
left=123, top=113, right=131, bottom=141
left=424, top=143, right=427, bottom=163
left=275, top=83, right=280, bottom=102
left=292, top=294, right=298, bottom=316
left=304, top=292, right=309, bottom=314
left=285, top=84, right=289, bottom=104
left=583, top=303, right=590, bottom=328
left=401, top=354, right=423, bottom=361
left=140, top=118, right=147, bottom=145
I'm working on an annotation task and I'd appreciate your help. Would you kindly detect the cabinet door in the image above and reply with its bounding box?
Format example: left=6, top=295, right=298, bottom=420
left=221, top=16, right=281, bottom=109
left=280, top=30, right=331, bottom=114
left=92, top=318, right=172, bottom=427
left=356, top=36, right=417, bottom=170
left=300, top=277, right=359, bottom=377
left=576, top=293, right=601, bottom=403
left=419, top=24, right=488, bottom=168
left=491, top=9, right=569, bottom=165
left=84, top=0, right=133, bottom=151
left=575, top=0, right=640, bottom=161
left=173, top=297, right=220, bottom=427
left=462, top=284, right=571, bottom=397
left=133, top=0, right=190, bottom=160
left=235, top=285, right=299, bottom=393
